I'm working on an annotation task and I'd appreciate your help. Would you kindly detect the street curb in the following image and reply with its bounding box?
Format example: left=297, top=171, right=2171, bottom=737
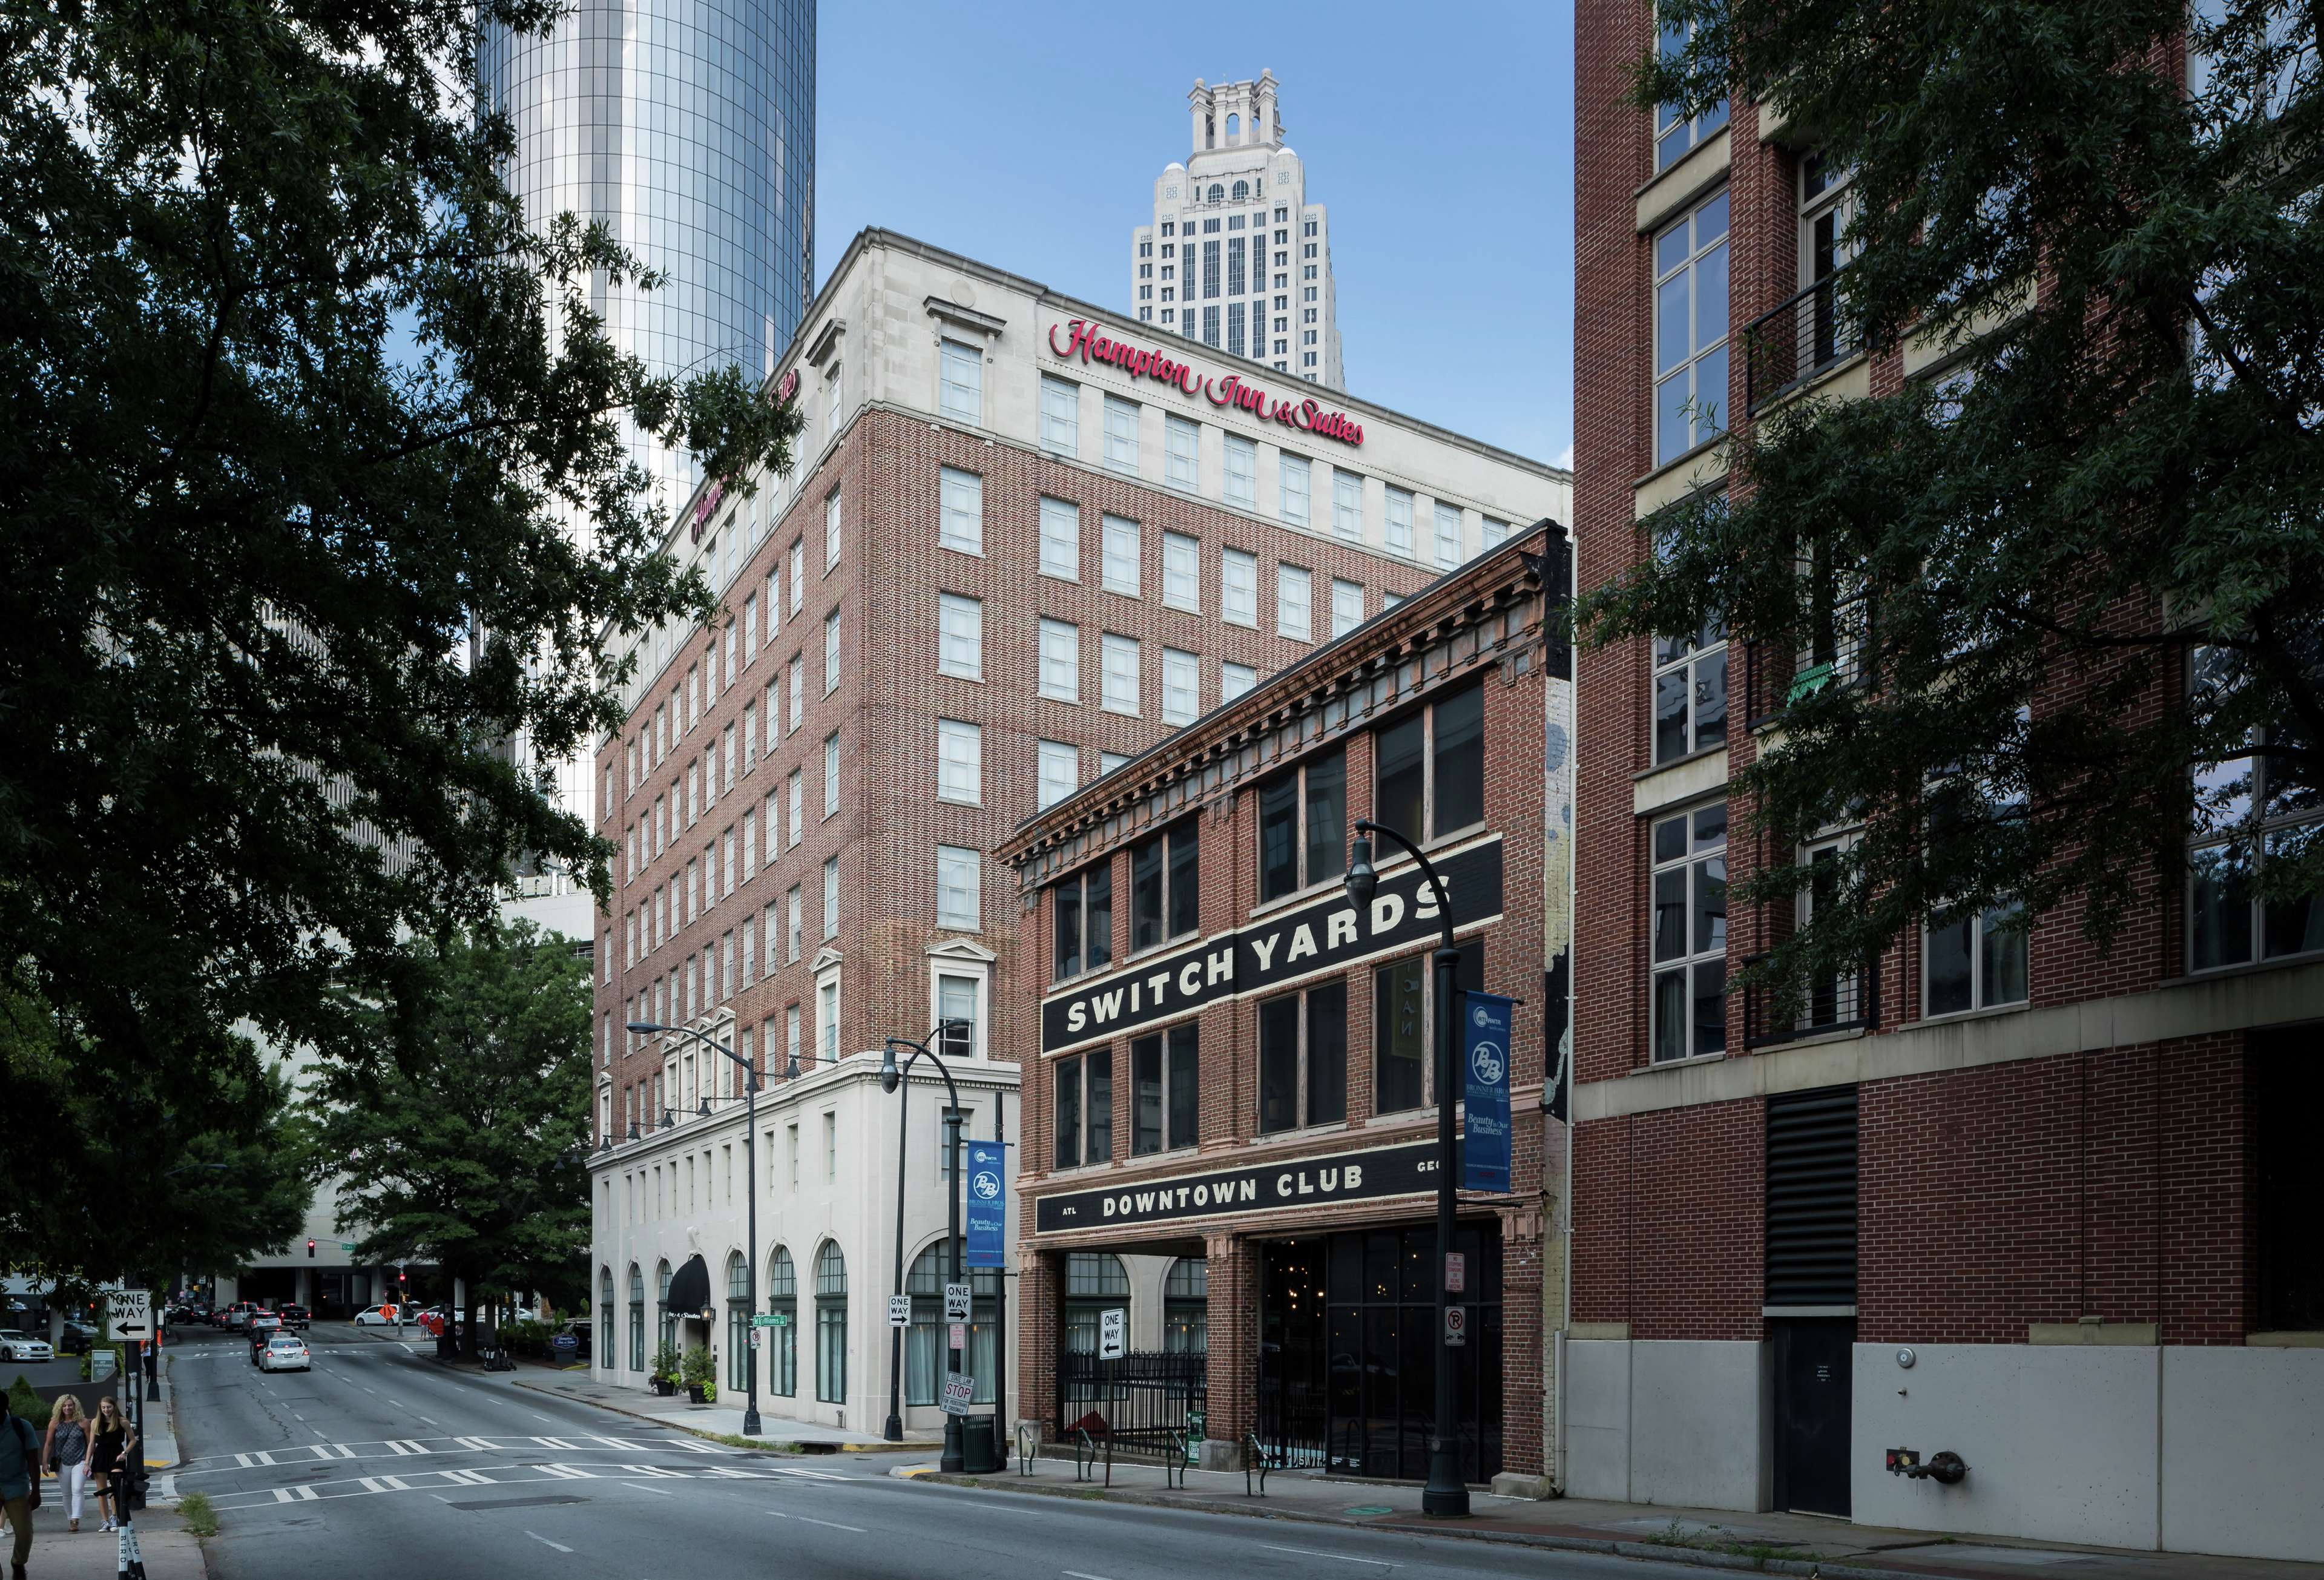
left=898, top=1470, right=1986, bottom=1580
left=502, top=1376, right=930, bottom=1455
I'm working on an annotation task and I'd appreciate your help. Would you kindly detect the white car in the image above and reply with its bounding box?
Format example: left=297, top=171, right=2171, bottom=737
left=258, top=1334, right=311, bottom=1372
left=0, top=1331, right=53, bottom=1362
left=352, top=1306, right=404, bottom=1327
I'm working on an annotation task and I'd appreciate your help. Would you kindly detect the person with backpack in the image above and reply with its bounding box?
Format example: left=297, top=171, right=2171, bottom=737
left=1, top=1390, right=41, bottom=1580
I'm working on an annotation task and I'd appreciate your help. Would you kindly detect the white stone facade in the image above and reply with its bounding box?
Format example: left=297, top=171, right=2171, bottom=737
left=1131, top=71, right=1345, bottom=390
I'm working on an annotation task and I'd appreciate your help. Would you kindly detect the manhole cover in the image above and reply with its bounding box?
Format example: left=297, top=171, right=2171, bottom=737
left=1345, top=1505, right=1394, bottom=1516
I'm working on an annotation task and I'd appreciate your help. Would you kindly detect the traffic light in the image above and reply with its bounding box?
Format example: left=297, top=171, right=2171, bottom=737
left=306, top=1237, right=316, bottom=1258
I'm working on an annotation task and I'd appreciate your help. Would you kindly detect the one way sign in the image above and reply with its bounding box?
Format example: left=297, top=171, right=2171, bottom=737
left=105, top=1289, right=151, bottom=1343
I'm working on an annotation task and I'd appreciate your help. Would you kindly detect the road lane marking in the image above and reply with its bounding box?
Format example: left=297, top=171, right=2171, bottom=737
left=1257, top=1547, right=1396, bottom=1568
left=1066, top=1572, right=1117, bottom=1580
left=417, top=1415, right=439, bottom=1426
left=586, top=1437, right=644, bottom=1450
left=621, top=1483, right=676, bottom=1495
left=532, top=1437, right=584, bottom=1450
left=619, top=1464, right=686, bottom=1478
left=453, top=1436, right=502, bottom=1450
left=529, top=1412, right=557, bottom=1423
left=793, top=1516, right=866, bottom=1533
left=539, top=1464, right=594, bottom=1480
left=526, top=1532, right=574, bottom=1554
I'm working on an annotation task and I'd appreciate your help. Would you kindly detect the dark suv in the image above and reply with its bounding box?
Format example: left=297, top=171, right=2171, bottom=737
left=277, top=1305, right=311, bottom=1331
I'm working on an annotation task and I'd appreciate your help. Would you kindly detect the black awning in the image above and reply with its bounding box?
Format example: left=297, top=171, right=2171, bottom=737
left=665, top=1253, right=711, bottom=1315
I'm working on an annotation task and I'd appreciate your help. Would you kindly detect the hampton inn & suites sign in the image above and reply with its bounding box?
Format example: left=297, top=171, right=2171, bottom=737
left=1047, top=318, right=1364, bottom=447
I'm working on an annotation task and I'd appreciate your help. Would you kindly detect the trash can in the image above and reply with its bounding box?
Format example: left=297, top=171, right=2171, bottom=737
left=961, top=1415, right=999, bottom=1474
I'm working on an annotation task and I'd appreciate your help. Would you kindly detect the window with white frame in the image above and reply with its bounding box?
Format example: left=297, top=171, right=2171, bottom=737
left=1483, top=516, right=1510, bottom=548
left=786, top=886, right=802, bottom=961
left=1100, top=751, right=1131, bottom=775
left=1649, top=802, right=1727, bottom=1061
left=1101, top=633, right=1141, bottom=715
left=1161, top=648, right=1200, bottom=725
left=1654, top=188, right=1730, bottom=466
left=1039, top=375, right=1079, bottom=455
left=1039, top=496, right=1079, bottom=581
left=1222, top=548, right=1258, bottom=627
left=1385, top=486, right=1414, bottom=556
left=938, top=337, right=982, bottom=421
left=1279, top=453, right=1311, bottom=526
left=1331, top=578, right=1364, bottom=639
left=938, top=593, right=983, bottom=680
left=1103, top=395, right=1139, bottom=473
left=935, top=973, right=982, bottom=1063
left=1797, top=153, right=1860, bottom=370
left=1102, top=515, right=1141, bottom=596
left=1433, top=501, right=1464, bottom=568
left=1276, top=564, right=1312, bottom=641
left=788, top=659, right=802, bottom=732
left=1653, top=10, right=1729, bottom=170
left=788, top=771, right=802, bottom=846
left=2185, top=645, right=2323, bottom=970
left=1164, top=415, right=1200, bottom=490
left=939, top=467, right=982, bottom=555
left=1223, top=662, right=1258, bottom=701
left=1223, top=434, right=1257, bottom=508
left=1037, top=739, right=1079, bottom=810
left=823, top=732, right=839, bottom=817
left=788, top=540, right=803, bottom=614
left=822, top=857, right=840, bottom=940
left=1162, top=531, right=1200, bottom=612
left=936, top=845, right=980, bottom=930
left=936, top=719, right=982, bottom=805
left=825, top=489, right=842, bottom=571
left=1332, top=468, right=1363, bottom=541
left=823, top=609, right=840, bottom=694
left=1039, top=618, right=1079, bottom=702
left=1795, top=832, right=1870, bottom=1029
left=1653, top=617, right=1728, bottom=763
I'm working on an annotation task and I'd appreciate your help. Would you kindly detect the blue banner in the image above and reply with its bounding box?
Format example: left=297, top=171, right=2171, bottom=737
left=964, top=1141, right=1007, bottom=1269
left=1462, top=991, right=1515, bottom=1193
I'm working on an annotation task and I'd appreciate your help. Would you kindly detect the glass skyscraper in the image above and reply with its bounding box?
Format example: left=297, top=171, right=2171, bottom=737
left=481, top=0, right=817, bottom=533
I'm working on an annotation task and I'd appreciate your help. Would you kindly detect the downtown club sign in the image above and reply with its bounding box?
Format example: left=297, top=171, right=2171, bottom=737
left=1046, top=317, right=1365, bottom=447
left=1034, top=1136, right=1462, bottom=1233
left=1039, top=835, right=1504, bottom=1056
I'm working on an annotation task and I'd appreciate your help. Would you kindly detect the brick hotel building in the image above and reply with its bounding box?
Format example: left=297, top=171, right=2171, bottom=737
left=1570, top=5, right=2323, bottom=1559
left=585, top=229, right=1567, bottom=1434
left=999, top=530, right=1571, bottom=1490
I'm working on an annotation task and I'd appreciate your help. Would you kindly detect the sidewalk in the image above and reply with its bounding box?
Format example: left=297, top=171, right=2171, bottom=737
left=7, top=1509, right=202, bottom=1580
left=901, top=1453, right=2324, bottom=1580
left=508, top=1372, right=940, bottom=1451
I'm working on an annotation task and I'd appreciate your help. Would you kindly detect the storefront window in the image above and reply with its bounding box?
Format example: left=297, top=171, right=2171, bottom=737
left=599, top=1268, right=613, bottom=1372
left=814, top=1242, right=848, bottom=1404
left=1063, top=1252, right=1130, bottom=1354
left=1372, top=946, right=1486, bottom=1114
left=724, top=1254, right=751, bottom=1392
left=905, top=1240, right=998, bottom=1405
left=1259, top=982, right=1347, bottom=1133
left=1164, top=1258, right=1208, bottom=1354
left=656, top=1259, right=674, bottom=1353
left=627, top=1265, right=644, bottom=1372
left=1131, top=1025, right=1200, bottom=1155
left=767, top=1247, right=798, bottom=1396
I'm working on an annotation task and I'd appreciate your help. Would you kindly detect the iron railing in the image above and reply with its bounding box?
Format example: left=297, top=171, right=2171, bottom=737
left=1055, top=1349, right=1207, bottom=1460
left=1742, top=950, right=1879, bottom=1048
left=1743, top=269, right=1860, bottom=416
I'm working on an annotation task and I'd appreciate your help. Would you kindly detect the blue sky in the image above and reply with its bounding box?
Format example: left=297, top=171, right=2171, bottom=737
left=815, top=0, right=1575, bottom=469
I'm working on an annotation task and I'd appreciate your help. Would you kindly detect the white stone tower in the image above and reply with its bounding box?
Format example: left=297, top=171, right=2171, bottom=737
left=1131, top=70, right=1345, bottom=389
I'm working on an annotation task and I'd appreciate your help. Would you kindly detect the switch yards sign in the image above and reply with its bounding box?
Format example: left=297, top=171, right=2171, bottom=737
left=1041, top=836, right=1504, bottom=1056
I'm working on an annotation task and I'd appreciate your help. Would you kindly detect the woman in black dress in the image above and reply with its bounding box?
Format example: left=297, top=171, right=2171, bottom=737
left=86, top=1395, right=134, bottom=1533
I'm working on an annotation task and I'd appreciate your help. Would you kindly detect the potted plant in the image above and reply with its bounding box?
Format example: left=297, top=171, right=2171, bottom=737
left=650, top=1341, right=681, bottom=1397
left=680, top=1343, right=716, bottom=1404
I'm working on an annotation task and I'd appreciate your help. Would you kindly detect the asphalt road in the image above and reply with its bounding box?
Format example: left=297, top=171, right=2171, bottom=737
left=171, top=1323, right=1699, bottom=1580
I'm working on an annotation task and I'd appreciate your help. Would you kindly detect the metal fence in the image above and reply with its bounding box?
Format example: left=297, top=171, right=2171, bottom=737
left=1743, top=271, right=1859, bottom=416
left=1055, top=1349, right=1207, bottom=1460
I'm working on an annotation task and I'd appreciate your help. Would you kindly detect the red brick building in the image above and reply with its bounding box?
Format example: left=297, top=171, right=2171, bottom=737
left=586, top=229, right=1567, bottom=1427
left=999, top=530, right=1570, bottom=1491
left=1569, top=9, right=2323, bottom=1560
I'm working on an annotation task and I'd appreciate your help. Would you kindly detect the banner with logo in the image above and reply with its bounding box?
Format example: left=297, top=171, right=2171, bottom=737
left=1461, top=991, right=1514, bottom=1193
left=964, top=1141, right=1007, bottom=1269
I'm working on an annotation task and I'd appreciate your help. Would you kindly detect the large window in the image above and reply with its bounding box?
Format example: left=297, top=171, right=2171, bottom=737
left=938, top=338, right=982, bottom=421
left=1653, top=617, right=1728, bottom=763
left=1374, top=945, right=1486, bottom=1114
left=1131, top=821, right=1200, bottom=952
left=1225, top=434, right=1257, bottom=509
left=1385, top=487, right=1414, bottom=556
left=1165, top=415, right=1200, bottom=491
left=1053, top=863, right=1114, bottom=981
left=1277, top=564, right=1313, bottom=641
left=1132, top=1025, right=1200, bottom=1156
left=1925, top=898, right=2026, bottom=1017
left=1332, top=469, right=1363, bottom=540
left=937, top=718, right=981, bottom=805
left=1259, top=983, right=1347, bottom=1133
left=937, top=846, right=979, bottom=931
left=1372, top=683, right=1486, bottom=846
left=725, top=1254, right=752, bottom=1391
left=1038, top=739, right=1079, bottom=810
left=823, top=608, right=841, bottom=694
left=1280, top=453, right=1311, bottom=526
left=906, top=1241, right=997, bottom=1404
left=1101, top=633, right=1141, bottom=715
left=1653, top=10, right=1730, bottom=169
left=1258, top=746, right=1346, bottom=903
left=1162, top=532, right=1201, bottom=612
left=1331, top=578, right=1364, bottom=639
left=1163, top=1258, right=1208, bottom=1354
left=825, top=489, right=842, bottom=571
left=938, top=467, right=982, bottom=555
left=938, top=593, right=983, bottom=680
left=1039, top=496, right=1080, bottom=581
left=1063, top=1253, right=1130, bottom=1355
left=1654, top=189, right=1730, bottom=466
left=2187, top=647, right=2324, bottom=970
left=627, top=1265, right=645, bottom=1372
left=1053, top=1047, right=1113, bottom=1167
left=1799, top=154, right=1860, bottom=366
left=1039, top=618, right=1079, bottom=702
left=1222, top=548, right=1259, bottom=626
left=1650, top=802, right=1727, bottom=1061
left=766, top=1248, right=797, bottom=1396
left=1039, top=375, right=1079, bottom=455
left=1161, top=648, right=1200, bottom=725
left=599, top=1268, right=614, bottom=1371
left=1102, top=515, right=1141, bottom=596
left=814, top=1242, right=848, bottom=1403
left=1102, top=395, right=1140, bottom=473
left=1223, top=662, right=1259, bottom=702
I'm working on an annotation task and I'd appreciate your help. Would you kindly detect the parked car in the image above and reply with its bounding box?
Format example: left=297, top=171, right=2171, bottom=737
left=258, top=1334, right=311, bottom=1372
left=351, top=1305, right=404, bottom=1327
left=0, top=1331, right=53, bottom=1362
left=55, top=1321, right=97, bottom=1356
left=277, top=1305, right=311, bottom=1331
left=223, top=1301, right=255, bottom=1331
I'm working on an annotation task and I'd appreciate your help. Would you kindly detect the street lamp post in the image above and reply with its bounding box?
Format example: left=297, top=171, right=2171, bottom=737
left=1345, top=820, right=1470, bottom=1518
left=878, top=1025, right=968, bottom=1471
left=630, top=1020, right=763, bottom=1438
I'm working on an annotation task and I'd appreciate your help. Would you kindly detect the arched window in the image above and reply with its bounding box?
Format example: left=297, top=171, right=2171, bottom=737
left=656, top=1259, right=674, bottom=1354
left=724, top=1252, right=751, bottom=1391
left=1232, top=179, right=1249, bottom=201
left=627, top=1265, right=645, bottom=1372
left=814, top=1242, right=848, bottom=1404
left=1226, top=112, right=1240, bottom=139
left=599, top=1268, right=614, bottom=1372
left=905, top=1240, right=998, bottom=1406
left=1208, top=183, right=1224, bottom=203
left=767, top=1246, right=798, bottom=1397
left=1164, top=1258, right=1208, bottom=1354
left=1062, top=1251, right=1130, bottom=1354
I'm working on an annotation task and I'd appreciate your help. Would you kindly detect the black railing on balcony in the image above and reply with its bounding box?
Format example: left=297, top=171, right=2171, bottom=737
left=1743, top=269, right=1860, bottom=416
left=1742, top=950, right=1879, bottom=1049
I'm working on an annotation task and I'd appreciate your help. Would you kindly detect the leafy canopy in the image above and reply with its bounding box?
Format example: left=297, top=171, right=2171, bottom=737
left=0, top=1, right=797, bottom=1131
left=1583, top=0, right=2324, bottom=1003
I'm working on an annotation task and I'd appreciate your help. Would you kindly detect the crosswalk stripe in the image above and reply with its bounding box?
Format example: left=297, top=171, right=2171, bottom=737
left=665, top=1438, right=732, bottom=1454
left=619, top=1464, right=688, bottom=1478
left=436, top=1469, right=495, bottom=1486
left=538, top=1464, right=594, bottom=1480
left=694, top=1466, right=763, bottom=1479
left=453, top=1435, right=501, bottom=1451
left=357, top=1476, right=409, bottom=1494
left=767, top=1466, right=851, bottom=1480
left=585, top=1436, right=642, bottom=1451
left=530, top=1437, right=582, bottom=1450
left=386, top=1439, right=430, bottom=1455
left=235, top=1453, right=254, bottom=1469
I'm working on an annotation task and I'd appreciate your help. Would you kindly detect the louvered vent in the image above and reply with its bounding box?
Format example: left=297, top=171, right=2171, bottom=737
left=1765, top=1085, right=1858, bottom=1306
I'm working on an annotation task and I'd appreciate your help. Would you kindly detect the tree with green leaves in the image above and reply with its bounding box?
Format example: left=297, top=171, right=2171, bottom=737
left=1584, top=0, right=2324, bottom=1006
left=0, top=1, right=798, bottom=1164
left=314, top=921, right=593, bottom=1350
